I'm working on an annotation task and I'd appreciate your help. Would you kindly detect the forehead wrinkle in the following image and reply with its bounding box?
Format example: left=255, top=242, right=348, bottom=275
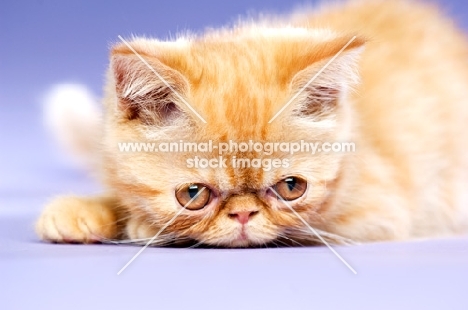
left=180, top=41, right=285, bottom=139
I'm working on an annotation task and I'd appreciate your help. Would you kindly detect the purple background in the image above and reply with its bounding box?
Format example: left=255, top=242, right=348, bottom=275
left=1, top=1, right=468, bottom=309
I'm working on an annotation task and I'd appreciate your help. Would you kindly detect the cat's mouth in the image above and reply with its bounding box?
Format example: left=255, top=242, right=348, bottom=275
left=228, top=227, right=251, bottom=247
left=155, top=233, right=307, bottom=248
left=172, top=226, right=278, bottom=248
left=212, top=225, right=288, bottom=248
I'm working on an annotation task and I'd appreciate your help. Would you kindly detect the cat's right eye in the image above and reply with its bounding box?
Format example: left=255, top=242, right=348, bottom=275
left=175, top=183, right=211, bottom=210
left=272, top=176, right=307, bottom=201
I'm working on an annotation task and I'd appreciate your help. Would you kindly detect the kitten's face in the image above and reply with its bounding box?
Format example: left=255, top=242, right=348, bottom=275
left=103, top=29, right=364, bottom=247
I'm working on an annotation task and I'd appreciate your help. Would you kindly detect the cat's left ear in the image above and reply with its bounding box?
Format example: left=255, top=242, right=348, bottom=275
left=109, top=41, right=192, bottom=125
left=287, top=35, right=366, bottom=120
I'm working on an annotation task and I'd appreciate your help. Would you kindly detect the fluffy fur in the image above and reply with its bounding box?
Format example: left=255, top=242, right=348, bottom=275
left=37, top=0, right=468, bottom=247
left=43, top=84, right=102, bottom=169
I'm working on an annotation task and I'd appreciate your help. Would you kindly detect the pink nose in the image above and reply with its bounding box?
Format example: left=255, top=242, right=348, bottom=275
left=228, top=211, right=258, bottom=224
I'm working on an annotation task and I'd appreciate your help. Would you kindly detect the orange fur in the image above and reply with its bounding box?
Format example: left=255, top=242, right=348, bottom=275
left=37, top=0, right=468, bottom=247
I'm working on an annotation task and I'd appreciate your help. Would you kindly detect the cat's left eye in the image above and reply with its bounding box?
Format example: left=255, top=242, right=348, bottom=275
left=175, top=183, right=211, bottom=210
left=272, top=176, right=307, bottom=201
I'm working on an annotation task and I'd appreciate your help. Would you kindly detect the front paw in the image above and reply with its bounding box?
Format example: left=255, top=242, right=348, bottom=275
left=36, top=196, right=118, bottom=243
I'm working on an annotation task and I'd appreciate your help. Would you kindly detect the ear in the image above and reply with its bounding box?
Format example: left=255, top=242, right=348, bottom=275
left=288, top=36, right=365, bottom=120
left=110, top=43, right=190, bottom=125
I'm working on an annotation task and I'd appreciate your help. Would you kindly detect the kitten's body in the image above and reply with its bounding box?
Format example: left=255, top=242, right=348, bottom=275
left=37, top=0, right=468, bottom=247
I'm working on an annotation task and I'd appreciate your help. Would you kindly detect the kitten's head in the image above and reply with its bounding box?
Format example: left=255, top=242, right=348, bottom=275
left=102, top=28, right=365, bottom=247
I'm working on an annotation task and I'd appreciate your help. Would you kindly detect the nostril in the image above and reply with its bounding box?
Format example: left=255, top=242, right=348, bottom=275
left=249, top=210, right=259, bottom=217
left=228, top=210, right=259, bottom=224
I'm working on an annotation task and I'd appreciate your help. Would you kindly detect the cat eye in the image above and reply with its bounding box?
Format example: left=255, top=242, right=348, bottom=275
left=273, top=176, right=307, bottom=201
left=175, top=183, right=211, bottom=210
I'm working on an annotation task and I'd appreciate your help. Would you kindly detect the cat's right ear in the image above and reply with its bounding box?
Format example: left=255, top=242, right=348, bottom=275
left=110, top=45, right=190, bottom=125
left=285, top=35, right=366, bottom=123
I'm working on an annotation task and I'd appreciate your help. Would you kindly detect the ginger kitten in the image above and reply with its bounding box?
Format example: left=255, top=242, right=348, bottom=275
left=37, top=0, right=468, bottom=247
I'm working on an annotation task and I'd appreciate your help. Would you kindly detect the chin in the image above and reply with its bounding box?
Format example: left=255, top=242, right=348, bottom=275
left=206, top=232, right=276, bottom=248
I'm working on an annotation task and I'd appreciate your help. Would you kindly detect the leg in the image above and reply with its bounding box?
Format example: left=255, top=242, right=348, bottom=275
left=36, top=196, right=119, bottom=243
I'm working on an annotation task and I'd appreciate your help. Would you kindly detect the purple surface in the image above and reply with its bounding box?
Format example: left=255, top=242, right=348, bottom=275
left=1, top=213, right=468, bottom=309
left=2, top=1, right=468, bottom=309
